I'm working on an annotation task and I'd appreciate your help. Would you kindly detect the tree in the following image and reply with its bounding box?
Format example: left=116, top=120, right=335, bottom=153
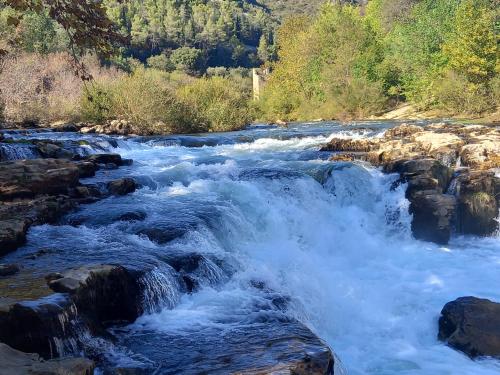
left=257, top=34, right=269, bottom=63
left=2, top=0, right=126, bottom=78
left=443, top=0, right=497, bottom=85
left=170, top=46, right=204, bottom=74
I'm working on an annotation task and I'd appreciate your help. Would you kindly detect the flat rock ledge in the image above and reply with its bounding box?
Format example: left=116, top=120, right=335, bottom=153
left=439, top=297, right=500, bottom=358
left=0, top=343, right=94, bottom=375
left=0, top=155, right=137, bottom=255
left=321, top=123, right=500, bottom=244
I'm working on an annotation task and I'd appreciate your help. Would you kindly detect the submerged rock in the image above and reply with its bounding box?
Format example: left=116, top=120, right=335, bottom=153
left=0, top=264, right=20, bottom=277
left=119, top=320, right=334, bottom=375
left=106, top=178, right=137, bottom=196
left=439, top=297, right=500, bottom=358
left=0, top=343, right=94, bottom=375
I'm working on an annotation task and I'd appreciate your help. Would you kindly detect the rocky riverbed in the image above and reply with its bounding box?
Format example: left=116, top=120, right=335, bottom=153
left=0, top=121, right=499, bottom=374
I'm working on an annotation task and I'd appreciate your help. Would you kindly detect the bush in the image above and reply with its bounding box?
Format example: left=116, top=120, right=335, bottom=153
left=434, top=72, right=495, bottom=115
left=80, top=82, right=114, bottom=123
left=146, top=54, right=175, bottom=72
left=80, top=68, right=195, bottom=134
left=0, top=53, right=81, bottom=123
left=206, top=67, right=229, bottom=77
left=326, top=77, right=387, bottom=120
left=178, top=76, right=254, bottom=132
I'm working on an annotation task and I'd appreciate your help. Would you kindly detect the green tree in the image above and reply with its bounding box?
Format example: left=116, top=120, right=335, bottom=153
left=170, top=46, right=204, bottom=74
left=443, top=0, right=497, bottom=85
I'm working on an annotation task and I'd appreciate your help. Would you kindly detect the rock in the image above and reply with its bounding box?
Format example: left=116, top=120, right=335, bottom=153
left=0, top=220, right=29, bottom=255
left=132, top=320, right=334, bottom=374
left=117, top=211, right=146, bottom=222
left=75, top=161, right=98, bottom=178
left=389, top=159, right=454, bottom=195
left=0, top=264, right=20, bottom=277
left=274, top=119, right=288, bottom=127
left=106, top=178, right=137, bottom=196
left=320, top=138, right=378, bottom=152
left=409, top=191, right=456, bottom=244
left=0, top=294, right=78, bottom=358
left=71, top=185, right=101, bottom=203
left=0, top=159, right=80, bottom=200
left=34, top=141, right=75, bottom=160
left=51, top=123, right=79, bottom=133
left=137, top=226, right=187, bottom=244
left=80, top=126, right=95, bottom=134
left=86, top=153, right=122, bottom=166
left=383, top=123, right=423, bottom=139
left=438, top=297, right=500, bottom=358
left=456, top=171, right=500, bottom=236
left=48, top=265, right=142, bottom=325
left=0, top=196, right=76, bottom=255
left=0, top=343, right=94, bottom=375
left=102, top=162, right=118, bottom=170
left=460, top=133, right=500, bottom=170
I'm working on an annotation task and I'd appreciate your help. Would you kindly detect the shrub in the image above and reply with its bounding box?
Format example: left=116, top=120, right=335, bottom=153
left=146, top=54, right=175, bottom=72
left=80, top=82, right=114, bottom=123
left=0, top=52, right=82, bottom=123
left=206, top=67, right=229, bottom=77
left=326, top=77, right=388, bottom=120
left=110, top=68, right=194, bottom=134
left=434, top=72, right=495, bottom=115
left=178, top=76, right=254, bottom=132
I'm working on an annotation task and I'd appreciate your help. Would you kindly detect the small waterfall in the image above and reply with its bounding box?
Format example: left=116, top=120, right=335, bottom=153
left=140, top=266, right=182, bottom=313
left=191, top=257, right=227, bottom=286
left=0, top=142, right=40, bottom=160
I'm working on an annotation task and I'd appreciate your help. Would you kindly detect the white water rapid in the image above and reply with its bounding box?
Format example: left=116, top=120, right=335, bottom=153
left=5, top=123, right=500, bottom=374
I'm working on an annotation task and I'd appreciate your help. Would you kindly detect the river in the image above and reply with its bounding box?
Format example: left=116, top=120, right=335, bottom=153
left=2, top=121, right=500, bottom=374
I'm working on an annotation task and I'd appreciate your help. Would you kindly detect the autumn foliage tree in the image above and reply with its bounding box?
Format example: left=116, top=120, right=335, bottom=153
left=1, top=0, right=126, bottom=78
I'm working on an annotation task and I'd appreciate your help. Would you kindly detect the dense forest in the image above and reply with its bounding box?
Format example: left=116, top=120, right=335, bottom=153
left=0, top=0, right=498, bottom=131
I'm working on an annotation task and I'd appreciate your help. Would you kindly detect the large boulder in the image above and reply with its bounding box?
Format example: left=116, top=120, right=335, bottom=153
left=48, top=265, right=142, bottom=326
left=410, top=191, right=456, bottom=244
left=456, top=171, right=500, bottom=236
left=0, top=343, right=94, bottom=375
left=438, top=297, right=500, bottom=358
left=0, top=159, right=80, bottom=200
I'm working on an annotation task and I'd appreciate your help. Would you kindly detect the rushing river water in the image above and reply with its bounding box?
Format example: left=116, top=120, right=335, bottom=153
left=2, top=122, right=500, bottom=374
